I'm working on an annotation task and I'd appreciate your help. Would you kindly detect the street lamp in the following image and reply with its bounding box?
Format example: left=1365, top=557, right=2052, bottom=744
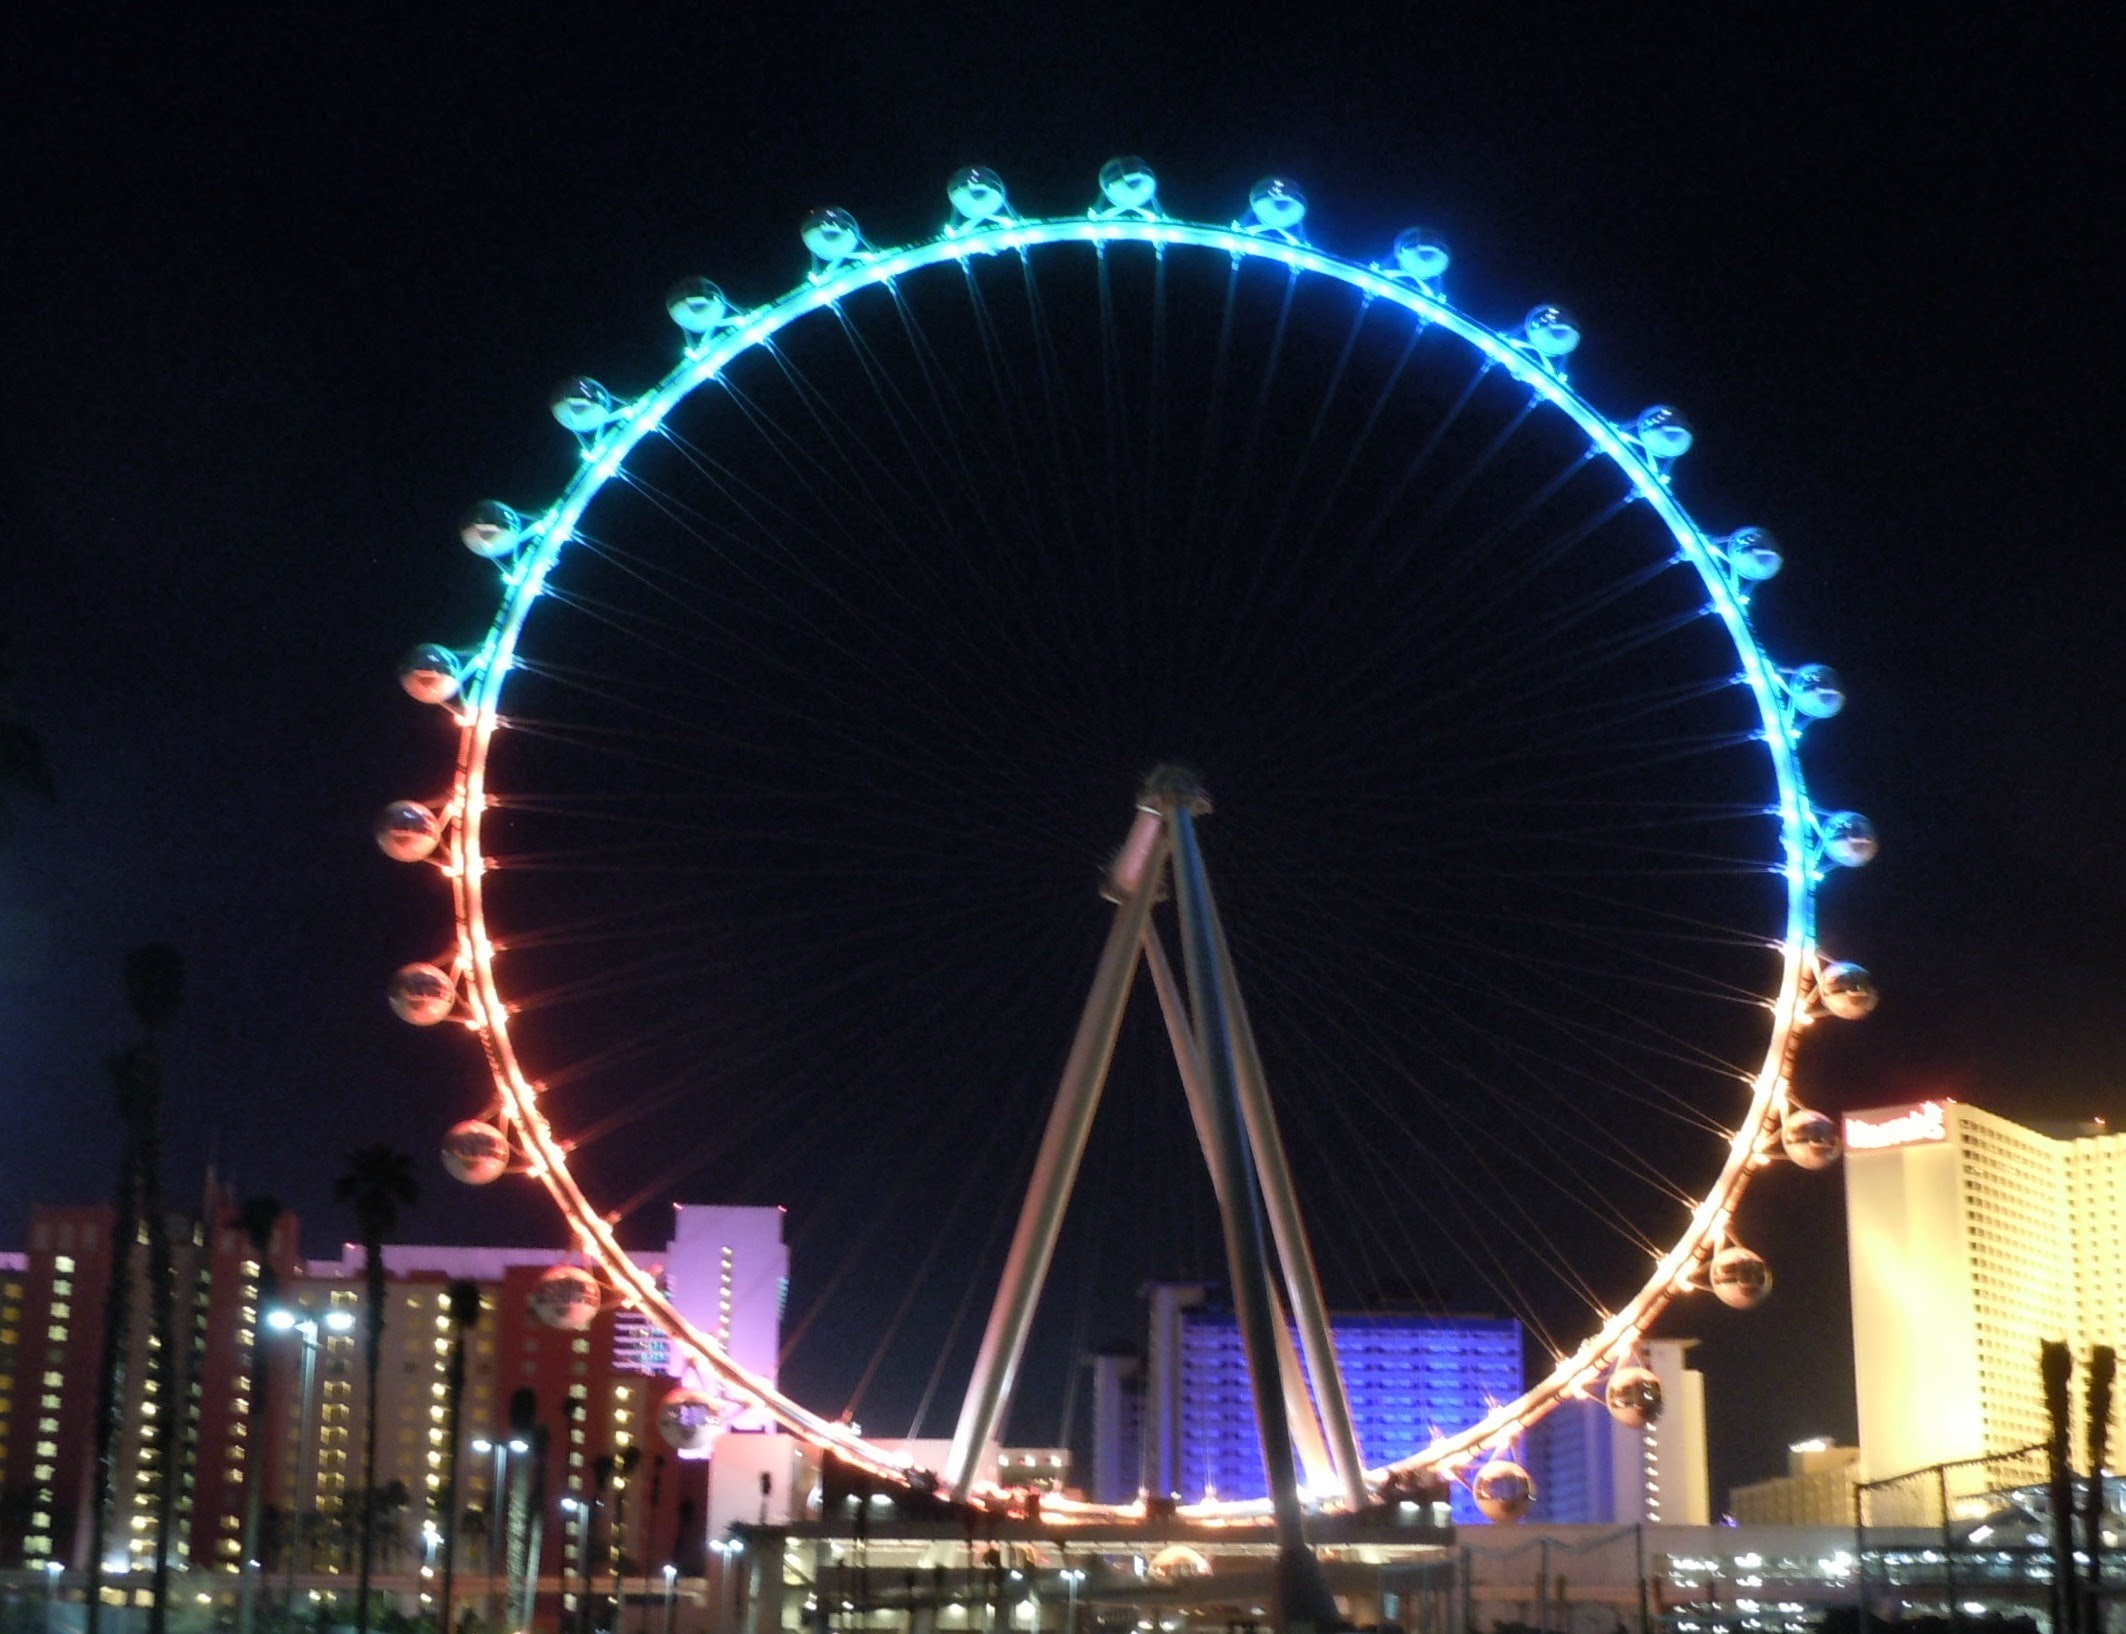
left=1060, top=1567, right=1086, bottom=1634
left=264, top=1306, right=355, bottom=1607
left=471, top=1436, right=531, bottom=1630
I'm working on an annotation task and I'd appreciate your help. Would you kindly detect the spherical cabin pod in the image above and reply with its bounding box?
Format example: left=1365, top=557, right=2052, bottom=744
left=1392, top=228, right=1451, bottom=282
left=1820, top=810, right=1879, bottom=868
left=1247, top=177, right=1308, bottom=233
left=389, top=962, right=456, bottom=1026
left=551, top=378, right=619, bottom=435
left=655, top=1387, right=723, bottom=1452
left=1709, top=1245, right=1773, bottom=1310
left=947, top=166, right=1008, bottom=222
left=460, top=500, right=528, bottom=559
left=1781, top=1107, right=1843, bottom=1170
left=441, top=1120, right=511, bottom=1185
left=1818, top=961, right=1879, bottom=1020
left=1523, top=305, right=1582, bottom=359
left=1472, top=1459, right=1535, bottom=1523
left=1788, top=664, right=1846, bottom=720
left=1725, top=527, right=1784, bottom=582
left=665, top=277, right=730, bottom=334
left=1604, top=1365, right=1664, bottom=1428
left=1634, top=405, right=1695, bottom=461
left=1098, top=157, right=1158, bottom=212
left=801, top=208, right=862, bottom=263
left=398, top=644, right=462, bottom=705
left=375, top=801, right=442, bottom=862
left=531, top=1265, right=602, bottom=1331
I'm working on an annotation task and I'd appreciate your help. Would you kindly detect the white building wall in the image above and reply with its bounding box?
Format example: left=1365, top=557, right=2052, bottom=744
left=664, top=1205, right=789, bottom=1433
left=1526, top=1339, right=1707, bottom=1525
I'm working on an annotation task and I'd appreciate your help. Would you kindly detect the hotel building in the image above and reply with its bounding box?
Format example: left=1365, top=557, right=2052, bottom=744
left=1524, top=1338, right=1710, bottom=1525
left=1091, top=1284, right=1708, bottom=1525
left=1843, top=1098, right=2125, bottom=1487
left=0, top=1193, right=789, bottom=1592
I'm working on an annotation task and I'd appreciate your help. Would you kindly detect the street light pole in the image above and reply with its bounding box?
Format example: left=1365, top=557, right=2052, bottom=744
left=265, top=1307, right=354, bottom=1615
left=472, top=1439, right=518, bottom=1633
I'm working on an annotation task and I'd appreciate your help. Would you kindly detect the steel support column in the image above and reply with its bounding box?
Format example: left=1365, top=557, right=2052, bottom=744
left=1207, top=888, right=1371, bottom=1510
left=1141, top=923, right=1338, bottom=1497
left=1167, top=799, right=1342, bottom=1630
left=942, top=819, right=1171, bottom=1497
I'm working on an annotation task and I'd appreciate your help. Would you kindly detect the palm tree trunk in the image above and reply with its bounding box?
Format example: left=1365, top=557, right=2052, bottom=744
left=438, top=1345, right=466, bottom=1634
left=357, top=1282, right=383, bottom=1634
left=85, top=1128, right=141, bottom=1634
left=141, top=1067, right=176, bottom=1634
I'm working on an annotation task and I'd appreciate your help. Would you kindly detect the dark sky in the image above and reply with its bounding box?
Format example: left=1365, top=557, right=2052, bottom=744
left=5, top=10, right=2118, bottom=1506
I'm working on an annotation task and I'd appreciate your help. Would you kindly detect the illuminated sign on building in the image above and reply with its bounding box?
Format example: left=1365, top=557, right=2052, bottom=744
left=1843, top=1100, right=1949, bottom=1152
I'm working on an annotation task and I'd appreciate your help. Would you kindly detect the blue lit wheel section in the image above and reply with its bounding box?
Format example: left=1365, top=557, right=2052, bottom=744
left=386, top=164, right=1875, bottom=1519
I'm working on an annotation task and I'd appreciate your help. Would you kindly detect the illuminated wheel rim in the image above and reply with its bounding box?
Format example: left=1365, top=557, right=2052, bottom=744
left=397, top=169, right=1868, bottom=1519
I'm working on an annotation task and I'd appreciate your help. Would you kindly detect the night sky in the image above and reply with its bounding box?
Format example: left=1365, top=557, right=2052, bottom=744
left=6, top=11, right=2118, bottom=1506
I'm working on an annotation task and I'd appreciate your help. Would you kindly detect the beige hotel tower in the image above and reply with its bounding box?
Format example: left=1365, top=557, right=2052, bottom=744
left=1843, top=1097, right=2124, bottom=1490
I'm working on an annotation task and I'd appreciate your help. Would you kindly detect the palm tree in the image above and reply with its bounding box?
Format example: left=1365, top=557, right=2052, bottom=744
left=85, top=945, right=184, bottom=1634
left=334, top=1146, right=418, bottom=1634
left=437, top=1277, right=483, bottom=1634
left=233, top=1196, right=284, bottom=1634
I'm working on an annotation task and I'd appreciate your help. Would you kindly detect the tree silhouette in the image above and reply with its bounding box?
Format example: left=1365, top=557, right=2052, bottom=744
left=85, top=944, right=184, bottom=1634
left=334, top=1146, right=418, bottom=1634
left=438, top=1277, right=483, bottom=1634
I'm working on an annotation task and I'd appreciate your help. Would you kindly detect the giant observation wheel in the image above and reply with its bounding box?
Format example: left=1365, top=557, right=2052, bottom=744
left=378, top=161, right=1878, bottom=1523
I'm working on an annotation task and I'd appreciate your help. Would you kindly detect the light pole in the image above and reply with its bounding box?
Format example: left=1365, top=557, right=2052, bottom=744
left=472, top=1437, right=528, bottom=1631
left=660, top=1564, right=676, bottom=1634
left=43, top=1559, right=63, bottom=1634
left=266, top=1306, right=355, bottom=1611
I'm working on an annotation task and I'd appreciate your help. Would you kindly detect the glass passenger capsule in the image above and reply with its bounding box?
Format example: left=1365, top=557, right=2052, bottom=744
left=1817, top=961, right=1879, bottom=1019
left=441, top=1120, right=511, bottom=1185
left=1604, top=1365, right=1664, bottom=1427
left=656, top=1386, right=724, bottom=1452
left=1098, top=157, right=1158, bottom=212
left=1724, top=527, right=1784, bottom=582
left=1392, top=228, right=1451, bottom=282
left=389, top=962, right=456, bottom=1026
left=1819, top=811, right=1879, bottom=868
left=398, top=644, right=462, bottom=705
left=1709, top=1245, right=1773, bottom=1309
left=666, top=277, right=730, bottom=333
left=801, top=208, right=862, bottom=263
left=1247, top=177, right=1307, bottom=232
left=947, top=166, right=1008, bottom=222
left=1523, top=305, right=1582, bottom=358
left=1472, top=1458, right=1535, bottom=1522
left=1634, top=405, right=1694, bottom=460
left=1781, top=1107, right=1843, bottom=1170
left=551, top=378, right=619, bottom=434
left=375, top=801, right=442, bottom=862
left=1788, top=664, right=1846, bottom=719
left=460, top=500, right=527, bottom=559
left=531, top=1264, right=603, bottom=1330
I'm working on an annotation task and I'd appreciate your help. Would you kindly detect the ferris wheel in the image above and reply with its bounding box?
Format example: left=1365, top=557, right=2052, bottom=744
left=377, top=160, right=1878, bottom=1526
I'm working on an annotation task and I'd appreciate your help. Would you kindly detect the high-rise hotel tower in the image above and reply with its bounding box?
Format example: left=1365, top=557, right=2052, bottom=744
left=1844, top=1098, right=2124, bottom=1486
